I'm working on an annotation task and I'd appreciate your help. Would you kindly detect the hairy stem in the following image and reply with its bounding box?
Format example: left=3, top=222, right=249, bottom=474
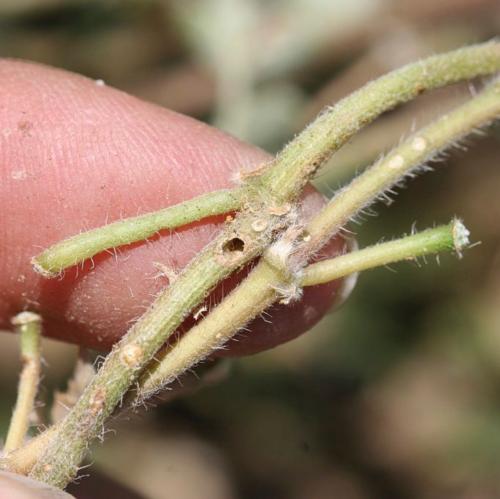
left=1, top=428, right=54, bottom=475
left=137, top=77, right=499, bottom=400
left=264, top=42, right=500, bottom=201
left=301, top=220, right=467, bottom=286
left=138, top=260, right=280, bottom=399
left=33, top=188, right=243, bottom=277
left=262, top=41, right=500, bottom=201
left=0, top=221, right=469, bottom=469
left=29, top=202, right=295, bottom=487
left=295, top=76, right=500, bottom=259
left=139, top=221, right=466, bottom=398
left=29, top=44, right=500, bottom=488
left=4, top=313, right=42, bottom=454
left=32, top=41, right=500, bottom=278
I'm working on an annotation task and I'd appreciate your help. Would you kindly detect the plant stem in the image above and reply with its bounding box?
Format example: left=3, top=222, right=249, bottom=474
left=262, top=41, right=500, bottom=201
left=4, top=313, right=42, bottom=454
left=301, top=220, right=467, bottom=286
left=139, top=261, right=280, bottom=397
left=138, top=221, right=466, bottom=398
left=0, top=221, right=469, bottom=468
left=294, top=76, right=500, bottom=259
left=33, top=188, right=243, bottom=277
left=29, top=203, right=294, bottom=487
left=28, top=44, right=500, bottom=488
left=1, top=428, right=54, bottom=475
left=32, top=41, right=500, bottom=278
left=137, top=76, right=499, bottom=400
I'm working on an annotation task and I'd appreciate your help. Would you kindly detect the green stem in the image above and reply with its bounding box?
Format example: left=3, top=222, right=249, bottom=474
left=295, top=76, right=500, bottom=259
left=262, top=41, right=500, bottom=201
left=33, top=188, right=243, bottom=277
left=138, top=220, right=467, bottom=398
left=29, top=203, right=294, bottom=487
left=32, top=41, right=500, bottom=277
left=28, top=43, right=500, bottom=488
left=4, top=313, right=42, bottom=454
left=301, top=220, right=467, bottom=286
left=137, top=77, right=499, bottom=400
left=0, top=221, right=468, bottom=465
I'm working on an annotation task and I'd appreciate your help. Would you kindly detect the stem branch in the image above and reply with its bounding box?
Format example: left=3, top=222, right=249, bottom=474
left=137, top=77, right=499, bottom=399
left=33, top=188, right=243, bottom=277
left=138, top=220, right=468, bottom=398
left=301, top=220, right=467, bottom=286
left=4, top=313, right=42, bottom=454
left=296, top=76, right=500, bottom=258
left=27, top=43, right=500, bottom=488
left=263, top=42, right=500, bottom=201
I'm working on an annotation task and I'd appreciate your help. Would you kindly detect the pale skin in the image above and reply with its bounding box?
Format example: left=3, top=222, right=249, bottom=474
left=0, top=60, right=346, bottom=496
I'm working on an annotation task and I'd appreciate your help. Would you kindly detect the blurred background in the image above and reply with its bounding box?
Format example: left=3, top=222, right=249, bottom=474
left=0, top=0, right=500, bottom=498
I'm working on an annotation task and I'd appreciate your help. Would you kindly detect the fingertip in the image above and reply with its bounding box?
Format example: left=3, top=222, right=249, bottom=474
left=0, top=58, right=353, bottom=355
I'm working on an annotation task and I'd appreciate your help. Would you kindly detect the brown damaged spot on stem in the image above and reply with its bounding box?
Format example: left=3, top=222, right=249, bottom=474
left=88, top=388, right=106, bottom=416
left=120, top=344, right=144, bottom=368
left=215, top=234, right=251, bottom=267
left=222, top=237, right=245, bottom=253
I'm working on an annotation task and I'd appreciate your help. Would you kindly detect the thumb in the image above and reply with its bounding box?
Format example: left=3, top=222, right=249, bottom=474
left=0, top=59, right=347, bottom=355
